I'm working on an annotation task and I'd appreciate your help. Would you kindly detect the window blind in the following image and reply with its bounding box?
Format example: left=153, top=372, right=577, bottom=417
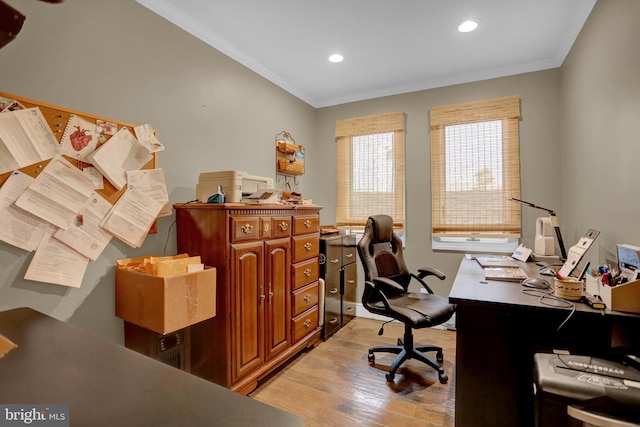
left=430, top=96, right=521, bottom=238
left=335, top=111, right=405, bottom=230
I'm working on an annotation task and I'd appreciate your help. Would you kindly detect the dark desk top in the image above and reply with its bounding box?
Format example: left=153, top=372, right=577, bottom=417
left=450, top=257, right=639, bottom=319
left=0, top=308, right=304, bottom=427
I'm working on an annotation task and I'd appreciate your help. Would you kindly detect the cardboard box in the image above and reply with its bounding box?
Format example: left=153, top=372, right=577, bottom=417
left=588, top=275, right=640, bottom=313
left=115, top=267, right=216, bottom=334
left=599, top=279, right=640, bottom=313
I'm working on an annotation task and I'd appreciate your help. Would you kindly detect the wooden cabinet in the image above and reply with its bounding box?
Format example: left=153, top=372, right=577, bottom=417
left=174, top=203, right=322, bottom=394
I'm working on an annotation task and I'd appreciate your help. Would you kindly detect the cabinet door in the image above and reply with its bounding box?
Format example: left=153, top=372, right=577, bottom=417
left=230, top=242, right=264, bottom=383
left=264, top=238, right=291, bottom=360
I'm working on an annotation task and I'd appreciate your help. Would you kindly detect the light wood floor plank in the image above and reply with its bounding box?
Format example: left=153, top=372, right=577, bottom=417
left=250, top=317, right=456, bottom=426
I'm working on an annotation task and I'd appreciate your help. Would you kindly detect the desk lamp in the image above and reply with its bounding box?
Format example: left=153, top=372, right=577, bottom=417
left=508, top=197, right=567, bottom=261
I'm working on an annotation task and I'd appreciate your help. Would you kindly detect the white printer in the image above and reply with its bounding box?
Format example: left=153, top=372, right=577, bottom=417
left=196, top=170, right=274, bottom=203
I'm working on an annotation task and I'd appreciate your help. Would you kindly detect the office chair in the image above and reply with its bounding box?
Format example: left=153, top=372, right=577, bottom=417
left=357, top=215, right=455, bottom=384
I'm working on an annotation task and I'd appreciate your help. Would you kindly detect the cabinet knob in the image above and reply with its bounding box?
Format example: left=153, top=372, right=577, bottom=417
left=303, top=293, right=312, bottom=302
left=279, top=222, right=288, bottom=231
left=304, top=268, right=312, bottom=277
left=304, top=319, right=311, bottom=328
left=241, top=223, right=254, bottom=234
left=263, top=222, right=271, bottom=233
left=304, top=242, right=312, bottom=251
left=303, top=220, right=312, bottom=229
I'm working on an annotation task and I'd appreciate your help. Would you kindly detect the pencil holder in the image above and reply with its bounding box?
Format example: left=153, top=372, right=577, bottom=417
left=553, top=278, right=583, bottom=301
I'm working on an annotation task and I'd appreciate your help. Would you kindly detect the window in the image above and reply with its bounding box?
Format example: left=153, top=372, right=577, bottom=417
left=335, top=111, right=405, bottom=231
left=429, top=96, right=521, bottom=251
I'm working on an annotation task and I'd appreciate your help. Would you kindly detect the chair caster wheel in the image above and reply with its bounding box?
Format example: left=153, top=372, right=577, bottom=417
left=385, top=372, right=395, bottom=383
left=439, top=374, right=448, bottom=384
left=437, top=352, right=444, bottom=363
left=368, top=353, right=375, bottom=364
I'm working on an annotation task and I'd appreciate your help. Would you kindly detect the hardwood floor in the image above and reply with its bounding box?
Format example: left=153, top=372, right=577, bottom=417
left=250, top=317, right=456, bottom=426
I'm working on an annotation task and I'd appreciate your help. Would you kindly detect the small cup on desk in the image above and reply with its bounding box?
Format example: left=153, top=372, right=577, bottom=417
left=554, top=278, right=583, bottom=301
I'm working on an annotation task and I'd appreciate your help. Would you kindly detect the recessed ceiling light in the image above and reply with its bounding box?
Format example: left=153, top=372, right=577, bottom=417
left=458, top=19, right=479, bottom=33
left=329, top=53, right=344, bottom=63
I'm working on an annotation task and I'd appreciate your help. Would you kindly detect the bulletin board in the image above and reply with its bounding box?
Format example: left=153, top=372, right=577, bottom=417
left=0, top=91, right=158, bottom=232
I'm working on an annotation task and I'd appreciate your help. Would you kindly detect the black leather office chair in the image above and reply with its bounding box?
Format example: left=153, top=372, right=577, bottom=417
left=357, top=215, right=455, bottom=384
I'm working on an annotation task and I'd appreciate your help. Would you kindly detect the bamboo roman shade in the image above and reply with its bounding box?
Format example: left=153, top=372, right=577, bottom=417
left=430, top=96, right=521, bottom=238
left=336, top=111, right=405, bottom=230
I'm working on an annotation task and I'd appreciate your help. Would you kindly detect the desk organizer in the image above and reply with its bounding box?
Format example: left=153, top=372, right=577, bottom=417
left=553, top=278, right=583, bottom=301
left=587, top=276, right=640, bottom=313
left=599, top=279, right=640, bottom=313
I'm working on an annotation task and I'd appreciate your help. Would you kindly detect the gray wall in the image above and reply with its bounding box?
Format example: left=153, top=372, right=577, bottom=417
left=316, top=70, right=563, bottom=298
left=559, top=0, right=640, bottom=265
left=0, top=0, right=637, bottom=343
left=0, top=0, right=319, bottom=342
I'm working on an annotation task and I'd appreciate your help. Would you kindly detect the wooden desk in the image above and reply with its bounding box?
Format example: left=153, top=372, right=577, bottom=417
left=0, top=308, right=304, bottom=427
left=450, top=257, right=640, bottom=427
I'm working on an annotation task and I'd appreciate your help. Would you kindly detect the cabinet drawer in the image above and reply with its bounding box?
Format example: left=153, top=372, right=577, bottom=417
left=230, top=216, right=260, bottom=242
left=342, top=245, right=356, bottom=266
left=324, top=245, right=342, bottom=273
left=292, top=306, right=319, bottom=343
left=292, top=258, right=319, bottom=290
left=292, top=215, right=319, bottom=235
left=259, top=217, right=272, bottom=239
left=292, top=234, right=319, bottom=263
left=323, top=269, right=340, bottom=304
left=271, top=216, right=292, bottom=238
left=292, top=281, right=319, bottom=317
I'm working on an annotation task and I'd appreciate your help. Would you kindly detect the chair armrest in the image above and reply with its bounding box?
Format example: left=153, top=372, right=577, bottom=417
left=412, top=268, right=446, bottom=294
left=417, top=267, right=446, bottom=281
left=364, top=280, right=394, bottom=311
left=371, top=277, right=405, bottom=292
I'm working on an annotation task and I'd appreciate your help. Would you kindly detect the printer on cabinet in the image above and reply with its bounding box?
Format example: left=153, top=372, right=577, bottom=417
left=196, top=170, right=274, bottom=203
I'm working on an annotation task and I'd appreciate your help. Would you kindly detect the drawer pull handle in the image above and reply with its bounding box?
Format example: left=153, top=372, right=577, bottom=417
left=241, top=223, right=254, bottom=234
left=346, top=307, right=354, bottom=312
left=330, top=288, right=338, bottom=294
left=345, top=253, right=353, bottom=258
left=304, top=319, right=311, bottom=328
left=304, top=268, right=312, bottom=277
left=279, top=222, right=288, bottom=231
left=304, top=242, right=312, bottom=251
left=304, top=220, right=312, bottom=229
left=347, top=280, right=355, bottom=284
left=330, top=258, right=339, bottom=264
left=304, top=294, right=312, bottom=302
left=329, top=318, right=338, bottom=325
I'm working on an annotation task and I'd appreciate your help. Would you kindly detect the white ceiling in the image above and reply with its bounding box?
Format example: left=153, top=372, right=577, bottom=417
left=136, top=0, right=596, bottom=108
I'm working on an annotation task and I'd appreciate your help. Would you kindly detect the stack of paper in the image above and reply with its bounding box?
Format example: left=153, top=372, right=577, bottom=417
left=86, top=127, right=152, bottom=190
left=484, top=267, right=528, bottom=282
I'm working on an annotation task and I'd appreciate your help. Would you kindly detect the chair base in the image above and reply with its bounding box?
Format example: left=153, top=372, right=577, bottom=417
left=367, top=323, right=448, bottom=384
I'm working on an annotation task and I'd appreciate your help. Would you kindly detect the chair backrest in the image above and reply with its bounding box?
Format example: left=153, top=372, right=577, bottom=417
left=357, top=215, right=411, bottom=298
